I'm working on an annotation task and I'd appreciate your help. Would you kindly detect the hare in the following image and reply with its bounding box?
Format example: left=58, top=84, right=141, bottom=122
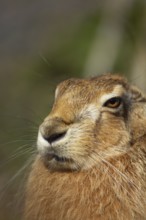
left=24, top=74, right=146, bottom=220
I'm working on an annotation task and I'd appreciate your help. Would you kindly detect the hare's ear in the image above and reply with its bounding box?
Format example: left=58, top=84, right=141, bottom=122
left=130, top=85, right=146, bottom=102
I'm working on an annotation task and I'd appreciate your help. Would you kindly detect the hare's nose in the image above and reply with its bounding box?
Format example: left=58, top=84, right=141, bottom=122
left=40, top=118, right=68, bottom=144
left=44, top=131, right=67, bottom=144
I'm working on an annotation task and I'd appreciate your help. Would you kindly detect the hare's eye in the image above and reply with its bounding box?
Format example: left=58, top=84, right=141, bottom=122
left=104, top=97, right=122, bottom=108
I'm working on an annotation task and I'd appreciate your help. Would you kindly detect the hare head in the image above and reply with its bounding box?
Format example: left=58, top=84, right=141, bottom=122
left=37, top=74, right=146, bottom=171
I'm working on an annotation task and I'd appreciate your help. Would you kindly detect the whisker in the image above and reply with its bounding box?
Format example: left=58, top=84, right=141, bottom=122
left=88, top=153, right=143, bottom=210
left=0, top=139, right=36, bottom=146
left=16, top=134, right=37, bottom=139
left=3, top=126, right=38, bottom=135
left=0, top=154, right=35, bottom=200
left=0, top=114, right=39, bottom=127
left=101, top=158, right=136, bottom=186
left=0, top=147, right=35, bottom=168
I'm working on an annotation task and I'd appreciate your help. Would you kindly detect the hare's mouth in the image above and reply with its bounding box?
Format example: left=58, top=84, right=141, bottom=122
left=46, top=153, right=72, bottom=163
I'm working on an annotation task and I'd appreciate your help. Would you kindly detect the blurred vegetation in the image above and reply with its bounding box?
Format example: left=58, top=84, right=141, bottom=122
left=0, top=0, right=146, bottom=219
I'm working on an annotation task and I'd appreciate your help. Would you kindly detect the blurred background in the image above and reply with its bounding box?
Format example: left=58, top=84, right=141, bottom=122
left=0, top=0, right=146, bottom=219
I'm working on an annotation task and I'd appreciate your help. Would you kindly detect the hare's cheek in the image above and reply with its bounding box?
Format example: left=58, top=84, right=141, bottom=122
left=67, top=124, right=96, bottom=152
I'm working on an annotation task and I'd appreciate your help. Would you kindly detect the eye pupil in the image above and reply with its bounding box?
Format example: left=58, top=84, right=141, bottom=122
left=104, top=97, right=122, bottom=108
left=110, top=98, right=118, bottom=104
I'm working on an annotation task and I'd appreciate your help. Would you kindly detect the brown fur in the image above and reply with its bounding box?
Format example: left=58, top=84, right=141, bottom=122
left=24, top=74, right=146, bottom=220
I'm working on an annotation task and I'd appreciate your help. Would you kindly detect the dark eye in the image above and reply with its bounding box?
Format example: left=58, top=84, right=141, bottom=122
left=104, top=97, right=122, bottom=108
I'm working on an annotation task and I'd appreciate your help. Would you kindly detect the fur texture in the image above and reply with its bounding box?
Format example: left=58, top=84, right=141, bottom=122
left=24, top=74, right=146, bottom=220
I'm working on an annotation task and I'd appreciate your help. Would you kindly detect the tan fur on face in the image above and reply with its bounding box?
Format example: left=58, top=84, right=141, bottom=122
left=24, top=74, right=146, bottom=220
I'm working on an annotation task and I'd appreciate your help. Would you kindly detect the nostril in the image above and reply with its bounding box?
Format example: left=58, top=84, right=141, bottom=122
left=44, top=131, right=66, bottom=144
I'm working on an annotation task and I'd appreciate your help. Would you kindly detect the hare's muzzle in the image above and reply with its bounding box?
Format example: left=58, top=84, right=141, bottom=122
left=39, top=117, right=68, bottom=145
left=37, top=117, right=73, bottom=164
